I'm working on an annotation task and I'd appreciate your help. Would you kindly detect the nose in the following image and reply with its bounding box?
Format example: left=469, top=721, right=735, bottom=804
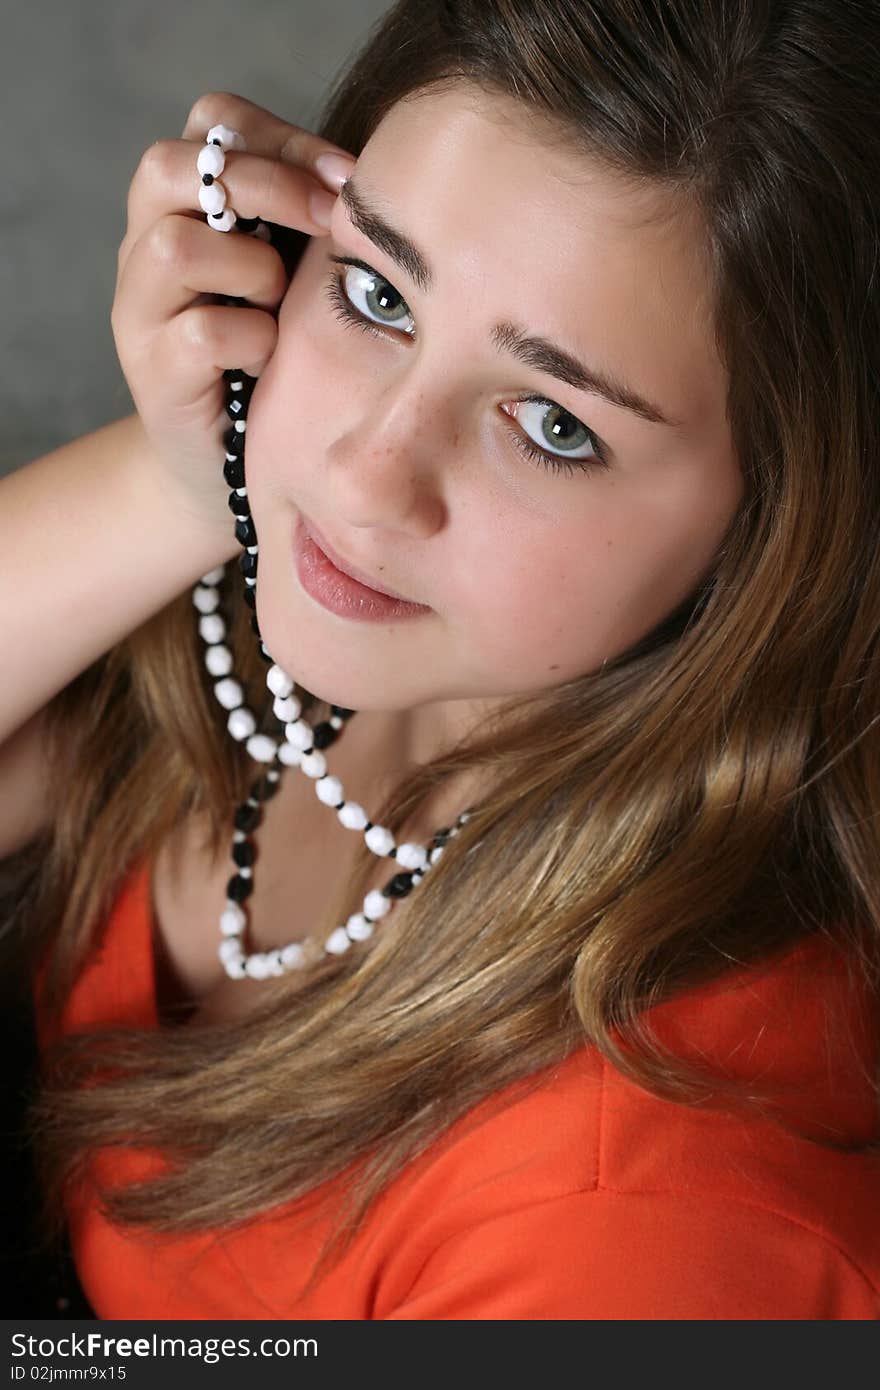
left=322, top=373, right=449, bottom=537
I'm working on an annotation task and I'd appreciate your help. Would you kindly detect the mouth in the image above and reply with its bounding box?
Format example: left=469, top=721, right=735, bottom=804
left=298, top=512, right=420, bottom=603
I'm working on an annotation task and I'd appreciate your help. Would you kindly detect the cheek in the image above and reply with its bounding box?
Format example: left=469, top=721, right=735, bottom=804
left=242, top=288, right=341, bottom=502
left=453, top=475, right=727, bottom=688
left=449, top=504, right=621, bottom=682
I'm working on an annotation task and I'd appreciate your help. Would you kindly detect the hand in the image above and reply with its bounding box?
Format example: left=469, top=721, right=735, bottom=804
left=110, top=90, right=356, bottom=527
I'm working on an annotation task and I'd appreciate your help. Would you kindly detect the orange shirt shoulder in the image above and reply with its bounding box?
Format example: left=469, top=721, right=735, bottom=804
left=33, top=858, right=880, bottom=1319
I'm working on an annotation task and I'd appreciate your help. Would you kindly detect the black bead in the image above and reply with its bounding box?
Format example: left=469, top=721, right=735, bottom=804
left=239, top=550, right=258, bottom=579
left=331, top=706, right=356, bottom=720
left=202, top=173, right=214, bottom=185
left=432, top=828, right=452, bottom=847
left=223, top=368, right=246, bottom=382
left=311, top=720, right=339, bottom=750
left=223, top=455, right=245, bottom=489
left=235, top=215, right=260, bottom=233
left=242, top=585, right=257, bottom=610
left=223, top=424, right=245, bottom=456
left=235, top=516, right=257, bottom=548
left=252, top=774, right=280, bottom=802
left=228, top=491, right=250, bottom=519
left=234, top=802, right=262, bottom=833
left=226, top=373, right=255, bottom=401
left=227, top=873, right=253, bottom=903
left=387, top=872, right=415, bottom=898
left=364, top=820, right=373, bottom=832
left=232, top=839, right=256, bottom=868
left=211, top=138, right=222, bottom=145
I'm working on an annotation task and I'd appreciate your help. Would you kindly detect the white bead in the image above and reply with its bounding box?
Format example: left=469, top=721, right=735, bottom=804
left=208, top=208, right=236, bottom=232
left=365, top=824, right=395, bottom=856
left=204, top=644, right=233, bottom=677
left=280, top=942, right=306, bottom=969
left=246, top=733, right=278, bottom=763
left=273, top=693, right=302, bottom=722
left=220, top=904, right=246, bottom=936
left=346, top=913, right=373, bottom=942
left=218, top=938, right=244, bottom=965
left=197, top=144, right=225, bottom=177
left=329, top=716, right=343, bottom=730
left=228, top=706, right=257, bottom=740
left=206, top=124, right=247, bottom=152
left=301, top=750, right=327, bottom=779
left=199, top=613, right=225, bottom=644
left=264, top=949, right=286, bottom=977
left=233, top=830, right=246, bottom=843
left=285, top=719, right=313, bottom=751
left=266, top=664, right=295, bottom=698
left=395, top=842, right=429, bottom=872
left=223, top=955, right=248, bottom=979
left=214, top=677, right=244, bottom=710
left=429, top=844, right=445, bottom=864
left=338, top=801, right=368, bottom=831
left=244, top=953, right=272, bottom=980
left=363, top=889, right=391, bottom=920
left=200, top=565, right=226, bottom=586
left=192, top=584, right=220, bottom=614
left=316, top=774, right=343, bottom=807
left=199, top=181, right=227, bottom=216
left=266, top=768, right=280, bottom=782
left=325, top=927, right=352, bottom=955
left=277, top=742, right=302, bottom=766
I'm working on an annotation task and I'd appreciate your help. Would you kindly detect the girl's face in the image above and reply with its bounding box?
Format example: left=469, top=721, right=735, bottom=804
left=245, top=84, right=742, bottom=720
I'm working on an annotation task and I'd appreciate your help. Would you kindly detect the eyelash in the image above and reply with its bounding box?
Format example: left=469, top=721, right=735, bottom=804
left=322, top=257, right=611, bottom=479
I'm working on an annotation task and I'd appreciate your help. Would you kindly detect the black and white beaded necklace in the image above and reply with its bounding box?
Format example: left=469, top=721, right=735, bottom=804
left=194, top=124, right=473, bottom=983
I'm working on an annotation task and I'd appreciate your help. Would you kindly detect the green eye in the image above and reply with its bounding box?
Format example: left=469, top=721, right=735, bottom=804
left=325, top=258, right=415, bottom=336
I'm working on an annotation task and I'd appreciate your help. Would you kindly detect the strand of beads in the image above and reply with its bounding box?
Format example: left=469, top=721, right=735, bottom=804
left=219, top=783, right=471, bottom=980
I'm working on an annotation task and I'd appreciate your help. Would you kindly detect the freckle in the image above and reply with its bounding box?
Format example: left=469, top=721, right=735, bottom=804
left=548, top=664, right=559, bottom=670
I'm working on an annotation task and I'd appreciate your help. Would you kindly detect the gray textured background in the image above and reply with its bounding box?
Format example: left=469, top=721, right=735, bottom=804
left=3, top=0, right=391, bottom=477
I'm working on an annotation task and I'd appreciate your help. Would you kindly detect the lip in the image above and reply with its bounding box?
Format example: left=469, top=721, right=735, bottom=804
left=299, top=513, right=419, bottom=603
left=293, top=513, right=432, bottom=622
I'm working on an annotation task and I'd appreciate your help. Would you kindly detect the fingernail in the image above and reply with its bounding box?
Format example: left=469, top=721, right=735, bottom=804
left=315, top=153, right=357, bottom=192
left=308, top=187, right=337, bottom=229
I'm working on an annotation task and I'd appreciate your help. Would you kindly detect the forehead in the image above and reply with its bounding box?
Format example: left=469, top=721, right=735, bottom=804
left=351, top=85, right=726, bottom=435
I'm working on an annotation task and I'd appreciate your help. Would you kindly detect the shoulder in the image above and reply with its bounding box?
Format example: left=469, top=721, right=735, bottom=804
left=370, top=1045, right=880, bottom=1318
left=370, top=935, right=880, bottom=1318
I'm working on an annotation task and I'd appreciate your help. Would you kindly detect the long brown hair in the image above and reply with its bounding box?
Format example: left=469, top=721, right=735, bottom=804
left=10, top=0, right=880, bottom=1295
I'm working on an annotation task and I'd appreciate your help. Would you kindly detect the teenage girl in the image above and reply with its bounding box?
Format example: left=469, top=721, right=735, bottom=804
left=3, top=0, right=879, bottom=1319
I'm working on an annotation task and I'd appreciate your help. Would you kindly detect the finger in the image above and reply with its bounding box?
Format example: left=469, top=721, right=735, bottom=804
left=121, top=138, right=338, bottom=277
left=114, top=213, right=289, bottom=339
left=180, top=90, right=357, bottom=187
left=158, top=300, right=279, bottom=386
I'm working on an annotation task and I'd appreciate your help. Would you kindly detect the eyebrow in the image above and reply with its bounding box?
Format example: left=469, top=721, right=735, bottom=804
left=338, top=176, right=684, bottom=429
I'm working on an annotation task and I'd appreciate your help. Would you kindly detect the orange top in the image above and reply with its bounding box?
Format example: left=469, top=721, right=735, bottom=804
left=33, top=856, right=880, bottom=1320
